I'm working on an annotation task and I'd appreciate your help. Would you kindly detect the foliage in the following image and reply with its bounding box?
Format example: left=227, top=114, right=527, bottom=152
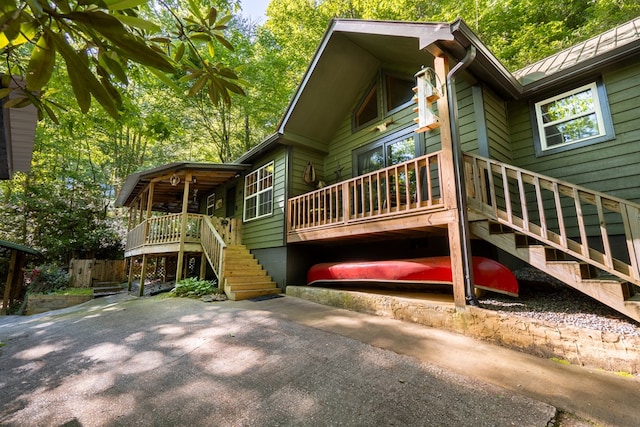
left=25, top=264, right=71, bottom=294
left=51, top=287, right=93, bottom=296
left=170, top=277, right=218, bottom=297
left=0, top=0, right=244, bottom=121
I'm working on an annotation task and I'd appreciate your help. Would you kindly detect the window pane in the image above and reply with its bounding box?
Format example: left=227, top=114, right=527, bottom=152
left=358, top=146, right=384, bottom=174
left=387, top=137, right=415, bottom=165
left=245, top=196, right=257, bottom=219
left=258, top=190, right=273, bottom=216
left=355, top=86, right=379, bottom=127
left=386, top=75, right=415, bottom=111
left=545, top=113, right=600, bottom=147
left=540, top=88, right=595, bottom=123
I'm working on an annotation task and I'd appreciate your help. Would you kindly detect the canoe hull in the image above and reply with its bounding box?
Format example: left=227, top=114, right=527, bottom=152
left=307, top=256, right=518, bottom=297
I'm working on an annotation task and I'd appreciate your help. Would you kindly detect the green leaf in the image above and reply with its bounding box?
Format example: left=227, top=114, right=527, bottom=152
left=105, top=0, right=147, bottom=11
left=207, top=7, right=217, bottom=26
left=98, top=50, right=128, bottom=84
left=0, top=88, right=13, bottom=98
left=148, top=68, right=181, bottom=92
left=188, top=0, right=203, bottom=20
left=214, top=34, right=234, bottom=51
left=46, top=29, right=119, bottom=118
left=26, top=33, right=56, bottom=92
left=190, top=32, right=211, bottom=42
left=114, top=14, right=161, bottom=32
left=188, top=74, right=208, bottom=96
left=174, top=42, right=185, bottom=62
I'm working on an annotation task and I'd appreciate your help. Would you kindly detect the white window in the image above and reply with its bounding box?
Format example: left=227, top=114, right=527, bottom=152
left=533, top=81, right=614, bottom=155
left=243, top=161, right=274, bottom=221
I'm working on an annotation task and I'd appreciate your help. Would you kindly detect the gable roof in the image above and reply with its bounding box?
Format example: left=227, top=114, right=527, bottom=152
left=515, top=16, right=640, bottom=92
left=275, top=19, right=518, bottom=149
left=238, top=16, right=640, bottom=163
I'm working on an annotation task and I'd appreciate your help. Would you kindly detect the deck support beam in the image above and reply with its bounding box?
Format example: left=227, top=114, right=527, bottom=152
left=435, top=55, right=471, bottom=309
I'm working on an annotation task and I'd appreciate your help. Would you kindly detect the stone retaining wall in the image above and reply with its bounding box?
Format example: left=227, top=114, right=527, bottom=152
left=286, top=286, right=640, bottom=374
left=26, top=294, right=94, bottom=315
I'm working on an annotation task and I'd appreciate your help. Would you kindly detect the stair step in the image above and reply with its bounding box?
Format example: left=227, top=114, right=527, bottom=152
left=226, top=282, right=277, bottom=291
left=223, top=268, right=267, bottom=277
left=227, top=288, right=281, bottom=301
left=489, top=222, right=513, bottom=234
left=223, top=274, right=271, bottom=284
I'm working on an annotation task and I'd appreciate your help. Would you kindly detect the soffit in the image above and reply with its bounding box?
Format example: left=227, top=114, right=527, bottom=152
left=115, top=162, right=250, bottom=212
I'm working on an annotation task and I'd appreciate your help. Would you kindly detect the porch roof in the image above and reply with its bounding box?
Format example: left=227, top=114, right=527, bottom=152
left=115, top=162, right=250, bottom=210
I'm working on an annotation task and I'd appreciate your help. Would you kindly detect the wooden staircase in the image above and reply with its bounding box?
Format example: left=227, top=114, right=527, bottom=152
left=463, top=153, right=640, bottom=323
left=471, top=220, right=640, bottom=322
left=222, top=245, right=281, bottom=301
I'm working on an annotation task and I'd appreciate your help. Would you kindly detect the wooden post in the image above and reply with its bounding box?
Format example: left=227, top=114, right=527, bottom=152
left=127, top=257, right=134, bottom=291
left=144, top=182, right=154, bottom=244
left=175, top=173, right=191, bottom=281
left=200, top=253, right=207, bottom=280
left=138, top=254, right=148, bottom=297
left=434, top=55, right=467, bottom=308
left=2, top=250, right=17, bottom=314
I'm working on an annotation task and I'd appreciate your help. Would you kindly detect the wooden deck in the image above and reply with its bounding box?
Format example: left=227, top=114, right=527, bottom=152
left=287, top=151, right=452, bottom=242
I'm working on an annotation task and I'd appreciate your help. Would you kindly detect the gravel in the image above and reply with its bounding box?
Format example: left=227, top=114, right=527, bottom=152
left=478, top=267, right=640, bottom=337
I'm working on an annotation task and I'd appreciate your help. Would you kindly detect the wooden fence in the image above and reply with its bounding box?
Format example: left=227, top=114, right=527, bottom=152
left=69, top=259, right=127, bottom=287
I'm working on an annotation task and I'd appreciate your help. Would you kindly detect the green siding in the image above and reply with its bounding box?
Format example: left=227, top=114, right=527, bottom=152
left=241, top=147, right=287, bottom=250
left=483, top=85, right=512, bottom=163
left=291, top=147, right=327, bottom=197
left=508, top=61, right=640, bottom=203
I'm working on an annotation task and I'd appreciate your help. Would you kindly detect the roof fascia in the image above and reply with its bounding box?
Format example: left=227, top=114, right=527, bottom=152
left=277, top=19, right=456, bottom=135
left=234, top=132, right=281, bottom=164
left=520, top=42, right=640, bottom=96
left=449, top=19, right=523, bottom=99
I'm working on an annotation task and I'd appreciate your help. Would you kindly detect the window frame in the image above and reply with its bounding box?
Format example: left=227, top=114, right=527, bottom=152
left=531, top=79, right=615, bottom=157
left=243, top=161, right=274, bottom=222
left=352, top=71, right=415, bottom=133
left=352, top=125, right=424, bottom=175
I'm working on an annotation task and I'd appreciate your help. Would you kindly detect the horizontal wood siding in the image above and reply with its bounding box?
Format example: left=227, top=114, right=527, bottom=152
left=508, top=61, right=640, bottom=235
left=325, top=97, right=423, bottom=181
left=483, top=85, right=512, bottom=163
left=242, top=147, right=287, bottom=250
left=457, top=80, right=479, bottom=153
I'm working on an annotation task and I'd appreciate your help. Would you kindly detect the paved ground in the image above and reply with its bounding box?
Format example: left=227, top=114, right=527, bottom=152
left=0, top=294, right=637, bottom=426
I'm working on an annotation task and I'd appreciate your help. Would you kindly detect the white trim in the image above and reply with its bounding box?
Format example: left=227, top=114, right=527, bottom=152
left=243, top=161, right=275, bottom=222
left=534, top=82, right=605, bottom=151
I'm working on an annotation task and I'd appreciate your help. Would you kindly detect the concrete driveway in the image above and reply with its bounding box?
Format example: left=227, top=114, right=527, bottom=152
left=0, top=294, right=557, bottom=426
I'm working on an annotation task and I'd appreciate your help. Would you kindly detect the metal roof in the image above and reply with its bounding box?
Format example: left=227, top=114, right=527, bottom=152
left=0, top=239, right=40, bottom=255
left=515, top=16, right=640, bottom=86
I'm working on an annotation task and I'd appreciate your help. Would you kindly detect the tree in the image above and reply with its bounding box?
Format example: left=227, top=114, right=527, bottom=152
left=0, top=0, right=244, bottom=121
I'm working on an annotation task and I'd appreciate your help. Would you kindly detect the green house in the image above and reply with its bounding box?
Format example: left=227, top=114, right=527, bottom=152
left=117, top=17, right=640, bottom=322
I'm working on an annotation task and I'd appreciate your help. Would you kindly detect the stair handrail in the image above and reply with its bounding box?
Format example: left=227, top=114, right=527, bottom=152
left=463, top=153, right=640, bottom=283
left=201, top=216, right=227, bottom=279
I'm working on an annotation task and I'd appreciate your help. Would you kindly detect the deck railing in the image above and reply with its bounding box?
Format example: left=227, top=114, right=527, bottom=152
left=464, top=153, right=640, bottom=282
left=201, top=216, right=227, bottom=277
left=125, top=214, right=205, bottom=251
left=288, top=151, right=445, bottom=232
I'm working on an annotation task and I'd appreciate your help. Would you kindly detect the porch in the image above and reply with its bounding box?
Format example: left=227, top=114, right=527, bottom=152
left=286, top=151, right=640, bottom=322
left=116, top=163, right=280, bottom=300
left=287, top=151, right=455, bottom=243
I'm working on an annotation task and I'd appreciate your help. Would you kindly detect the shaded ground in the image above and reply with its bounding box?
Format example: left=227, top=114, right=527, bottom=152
left=0, top=295, right=557, bottom=427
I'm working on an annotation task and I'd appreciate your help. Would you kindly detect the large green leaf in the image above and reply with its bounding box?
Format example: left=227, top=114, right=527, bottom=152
left=26, top=32, right=56, bottom=92
left=105, top=0, right=147, bottom=11
left=46, top=29, right=119, bottom=118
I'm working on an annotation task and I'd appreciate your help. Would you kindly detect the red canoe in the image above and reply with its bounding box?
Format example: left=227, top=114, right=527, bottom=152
left=307, top=256, right=518, bottom=297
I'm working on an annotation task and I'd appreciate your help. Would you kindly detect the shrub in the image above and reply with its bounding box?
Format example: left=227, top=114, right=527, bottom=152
left=26, top=264, right=71, bottom=295
left=170, top=277, right=218, bottom=298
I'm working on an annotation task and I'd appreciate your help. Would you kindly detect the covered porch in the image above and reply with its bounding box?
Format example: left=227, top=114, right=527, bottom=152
left=115, top=162, right=248, bottom=295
